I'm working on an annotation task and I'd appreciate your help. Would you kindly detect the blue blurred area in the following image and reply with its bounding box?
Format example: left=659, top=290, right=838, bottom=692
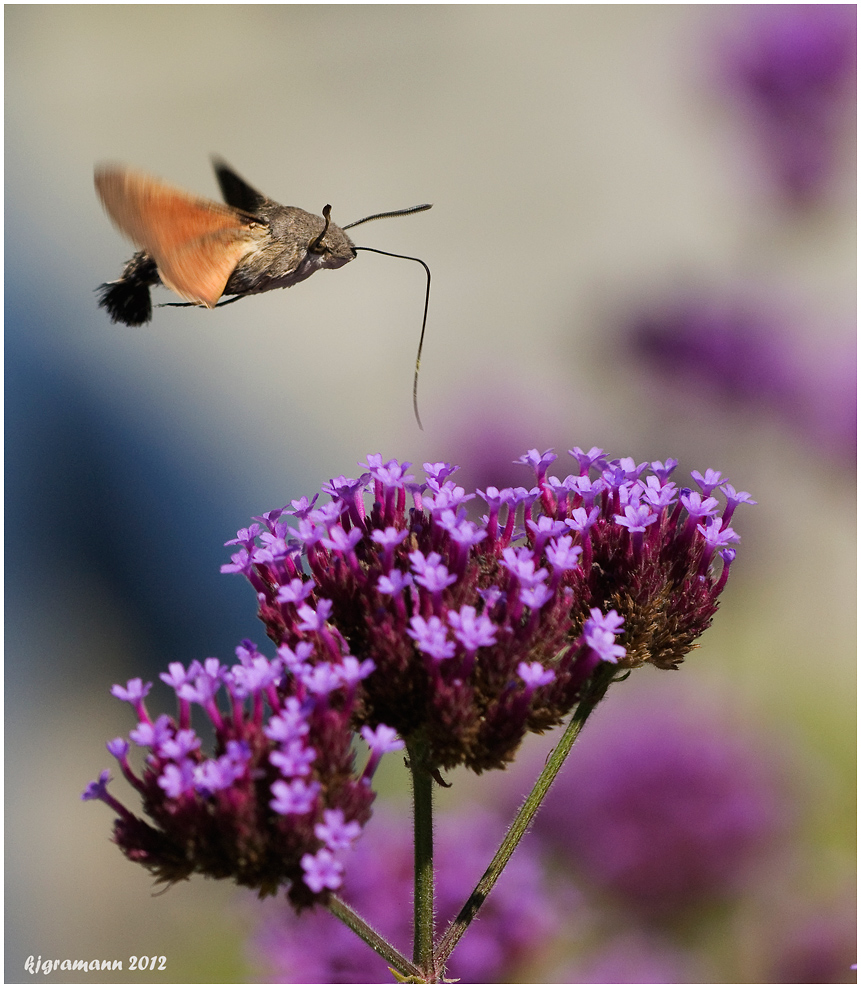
left=5, top=241, right=281, bottom=984
left=6, top=299, right=260, bottom=689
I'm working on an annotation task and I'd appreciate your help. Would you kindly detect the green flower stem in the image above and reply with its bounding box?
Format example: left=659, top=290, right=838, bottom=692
left=433, top=667, right=616, bottom=974
left=326, top=894, right=423, bottom=981
left=408, top=739, right=436, bottom=978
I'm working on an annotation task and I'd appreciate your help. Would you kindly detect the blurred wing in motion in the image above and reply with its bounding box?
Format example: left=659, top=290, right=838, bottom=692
left=94, top=166, right=264, bottom=308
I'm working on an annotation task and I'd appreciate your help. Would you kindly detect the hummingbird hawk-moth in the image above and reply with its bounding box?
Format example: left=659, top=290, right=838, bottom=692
left=95, top=158, right=432, bottom=425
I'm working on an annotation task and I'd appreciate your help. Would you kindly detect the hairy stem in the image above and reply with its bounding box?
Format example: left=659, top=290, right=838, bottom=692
left=433, top=668, right=615, bottom=972
left=408, top=739, right=436, bottom=978
left=326, top=894, right=422, bottom=980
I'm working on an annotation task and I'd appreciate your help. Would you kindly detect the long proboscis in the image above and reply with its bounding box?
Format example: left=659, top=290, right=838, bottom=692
left=353, top=245, right=431, bottom=430
left=162, top=202, right=433, bottom=426
left=346, top=204, right=431, bottom=428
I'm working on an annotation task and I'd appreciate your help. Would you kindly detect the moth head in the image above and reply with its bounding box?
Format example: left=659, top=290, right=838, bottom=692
left=308, top=204, right=356, bottom=269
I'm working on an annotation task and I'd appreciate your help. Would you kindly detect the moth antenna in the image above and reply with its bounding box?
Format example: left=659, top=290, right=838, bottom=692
left=343, top=203, right=432, bottom=230
left=308, top=204, right=332, bottom=253
left=353, top=246, right=431, bottom=429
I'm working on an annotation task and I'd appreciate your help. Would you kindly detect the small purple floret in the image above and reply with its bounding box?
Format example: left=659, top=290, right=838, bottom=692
left=300, top=848, right=344, bottom=893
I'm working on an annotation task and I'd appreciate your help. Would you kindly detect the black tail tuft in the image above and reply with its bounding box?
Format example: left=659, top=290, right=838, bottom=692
left=96, top=279, right=153, bottom=326
left=96, top=250, right=160, bottom=326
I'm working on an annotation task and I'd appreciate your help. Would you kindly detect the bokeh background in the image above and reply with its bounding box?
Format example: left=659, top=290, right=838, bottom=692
left=6, top=5, right=855, bottom=983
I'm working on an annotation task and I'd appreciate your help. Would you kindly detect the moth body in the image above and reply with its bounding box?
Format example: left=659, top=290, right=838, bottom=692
left=95, top=159, right=356, bottom=325
left=223, top=205, right=356, bottom=296
left=94, top=156, right=432, bottom=428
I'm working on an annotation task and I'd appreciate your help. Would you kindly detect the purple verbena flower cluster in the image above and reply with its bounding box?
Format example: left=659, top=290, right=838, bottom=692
left=82, top=639, right=402, bottom=910
left=84, top=444, right=750, bottom=912
left=223, top=447, right=749, bottom=773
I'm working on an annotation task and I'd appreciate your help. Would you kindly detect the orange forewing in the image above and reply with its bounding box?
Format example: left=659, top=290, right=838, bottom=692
left=95, top=167, right=261, bottom=308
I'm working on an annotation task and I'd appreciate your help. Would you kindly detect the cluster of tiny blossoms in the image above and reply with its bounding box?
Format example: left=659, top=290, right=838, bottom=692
left=223, top=447, right=752, bottom=773
left=83, top=445, right=750, bottom=907
left=82, top=638, right=403, bottom=910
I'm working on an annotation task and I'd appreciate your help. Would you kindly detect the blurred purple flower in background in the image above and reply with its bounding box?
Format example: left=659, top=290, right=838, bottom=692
left=627, top=295, right=856, bottom=463
left=720, top=4, right=856, bottom=204
left=555, top=932, right=703, bottom=985
left=531, top=694, right=782, bottom=920
left=249, top=806, right=563, bottom=983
